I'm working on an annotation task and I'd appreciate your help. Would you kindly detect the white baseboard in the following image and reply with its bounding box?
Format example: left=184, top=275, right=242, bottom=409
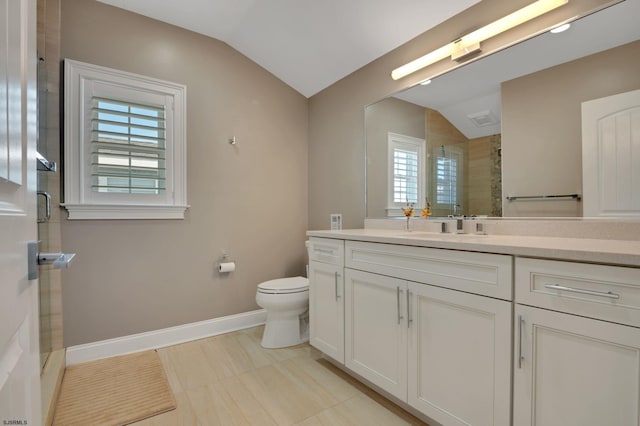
left=66, top=309, right=267, bottom=366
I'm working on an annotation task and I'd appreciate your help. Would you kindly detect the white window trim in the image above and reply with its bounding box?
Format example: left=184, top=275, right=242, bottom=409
left=386, top=132, right=426, bottom=217
left=62, top=59, right=188, bottom=219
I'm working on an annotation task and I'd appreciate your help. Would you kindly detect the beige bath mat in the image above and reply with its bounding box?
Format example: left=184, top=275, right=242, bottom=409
left=53, top=350, right=176, bottom=425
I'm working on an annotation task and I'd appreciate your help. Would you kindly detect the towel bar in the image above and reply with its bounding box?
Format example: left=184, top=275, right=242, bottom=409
left=506, top=194, right=581, bottom=201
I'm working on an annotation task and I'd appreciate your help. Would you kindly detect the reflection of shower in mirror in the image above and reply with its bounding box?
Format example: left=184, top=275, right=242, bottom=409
left=366, top=1, right=639, bottom=219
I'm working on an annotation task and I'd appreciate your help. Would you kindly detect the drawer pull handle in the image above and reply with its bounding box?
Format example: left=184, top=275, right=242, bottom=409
left=544, top=284, right=620, bottom=300
left=334, top=272, right=340, bottom=300
left=315, top=248, right=335, bottom=255
left=396, top=286, right=404, bottom=324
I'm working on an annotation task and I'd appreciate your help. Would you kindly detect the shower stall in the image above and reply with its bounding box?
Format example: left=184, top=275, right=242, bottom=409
left=37, top=1, right=67, bottom=423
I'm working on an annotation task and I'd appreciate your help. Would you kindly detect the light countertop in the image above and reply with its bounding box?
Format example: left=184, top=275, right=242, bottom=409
left=307, top=228, right=640, bottom=267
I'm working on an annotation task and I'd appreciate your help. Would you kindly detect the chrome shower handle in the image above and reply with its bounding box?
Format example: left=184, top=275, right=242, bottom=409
left=37, top=191, right=51, bottom=223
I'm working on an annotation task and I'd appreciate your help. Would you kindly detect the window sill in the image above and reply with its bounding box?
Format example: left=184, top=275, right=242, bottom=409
left=386, top=206, right=425, bottom=217
left=61, top=204, right=190, bottom=220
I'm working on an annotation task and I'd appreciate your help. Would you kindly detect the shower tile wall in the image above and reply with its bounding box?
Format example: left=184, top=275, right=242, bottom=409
left=468, top=136, right=492, bottom=215
left=489, top=134, right=502, bottom=217
left=468, top=134, right=502, bottom=217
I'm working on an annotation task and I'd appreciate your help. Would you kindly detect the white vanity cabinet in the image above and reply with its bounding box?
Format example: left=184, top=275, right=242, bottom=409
left=513, top=258, right=640, bottom=426
left=344, top=241, right=513, bottom=426
left=308, top=237, right=345, bottom=363
left=344, top=268, right=408, bottom=399
left=308, top=229, right=640, bottom=426
left=408, top=281, right=512, bottom=426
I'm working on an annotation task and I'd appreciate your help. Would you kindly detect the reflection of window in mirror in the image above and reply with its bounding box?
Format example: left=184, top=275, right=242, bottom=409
left=432, top=145, right=464, bottom=216
left=436, top=156, right=457, bottom=206
left=387, top=132, right=425, bottom=216
left=394, top=149, right=418, bottom=202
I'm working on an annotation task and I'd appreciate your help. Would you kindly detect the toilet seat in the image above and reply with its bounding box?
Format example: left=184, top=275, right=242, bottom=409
left=257, top=276, right=309, bottom=294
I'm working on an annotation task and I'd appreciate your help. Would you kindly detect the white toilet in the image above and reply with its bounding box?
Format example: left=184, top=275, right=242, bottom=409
left=255, top=276, right=309, bottom=349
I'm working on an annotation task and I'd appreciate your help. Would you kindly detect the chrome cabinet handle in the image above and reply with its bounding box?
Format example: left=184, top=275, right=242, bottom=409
left=37, top=191, right=51, bottom=223
left=396, top=286, right=404, bottom=324
left=518, top=315, right=524, bottom=369
left=544, top=284, right=620, bottom=299
left=407, top=290, right=412, bottom=328
left=334, top=272, right=340, bottom=300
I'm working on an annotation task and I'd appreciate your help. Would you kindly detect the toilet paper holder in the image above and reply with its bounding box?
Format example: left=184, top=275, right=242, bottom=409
left=218, top=251, right=236, bottom=273
left=218, top=261, right=236, bottom=273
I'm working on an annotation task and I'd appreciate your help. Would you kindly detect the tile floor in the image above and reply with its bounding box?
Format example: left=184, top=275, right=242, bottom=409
left=127, top=326, right=430, bottom=425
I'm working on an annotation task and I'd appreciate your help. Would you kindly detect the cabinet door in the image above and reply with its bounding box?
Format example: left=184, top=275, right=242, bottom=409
left=408, top=282, right=512, bottom=426
left=514, top=304, right=640, bottom=426
left=309, top=261, right=344, bottom=363
left=345, top=269, right=408, bottom=400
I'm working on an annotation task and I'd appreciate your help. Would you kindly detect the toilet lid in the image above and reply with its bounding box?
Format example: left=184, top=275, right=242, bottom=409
left=258, top=277, right=309, bottom=294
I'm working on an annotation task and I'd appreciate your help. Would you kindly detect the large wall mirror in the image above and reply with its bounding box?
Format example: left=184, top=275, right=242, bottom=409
left=366, top=1, right=640, bottom=219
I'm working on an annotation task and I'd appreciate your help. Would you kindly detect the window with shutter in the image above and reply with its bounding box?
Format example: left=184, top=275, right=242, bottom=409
left=432, top=145, right=464, bottom=214
left=63, top=60, right=188, bottom=219
left=387, top=132, right=426, bottom=216
left=393, top=148, right=419, bottom=203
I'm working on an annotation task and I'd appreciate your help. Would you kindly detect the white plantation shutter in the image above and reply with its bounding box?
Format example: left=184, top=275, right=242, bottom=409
left=393, top=148, right=419, bottom=203
left=91, top=97, right=166, bottom=194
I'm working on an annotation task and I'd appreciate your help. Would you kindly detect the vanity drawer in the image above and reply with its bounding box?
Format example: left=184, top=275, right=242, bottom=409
left=345, top=241, right=513, bottom=300
left=308, top=237, right=344, bottom=266
left=515, top=257, right=640, bottom=327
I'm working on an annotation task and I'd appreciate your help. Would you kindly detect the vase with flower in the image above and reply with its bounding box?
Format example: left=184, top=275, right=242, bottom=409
left=421, top=197, right=432, bottom=218
left=402, top=202, right=415, bottom=231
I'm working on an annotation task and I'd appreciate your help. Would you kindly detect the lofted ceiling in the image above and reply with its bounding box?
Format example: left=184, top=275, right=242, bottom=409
left=96, top=0, right=480, bottom=97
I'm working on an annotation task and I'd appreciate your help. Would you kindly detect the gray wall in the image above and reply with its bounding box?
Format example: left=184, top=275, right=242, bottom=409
left=308, top=0, right=612, bottom=230
left=365, top=97, right=426, bottom=218
left=60, top=0, right=308, bottom=346
left=502, top=41, right=640, bottom=217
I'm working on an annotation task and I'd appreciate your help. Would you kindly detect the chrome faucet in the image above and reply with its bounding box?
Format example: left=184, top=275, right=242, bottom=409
left=455, top=217, right=464, bottom=234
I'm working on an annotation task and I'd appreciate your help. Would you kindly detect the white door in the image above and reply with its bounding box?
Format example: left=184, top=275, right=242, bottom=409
left=0, top=0, right=40, bottom=424
left=582, top=89, right=640, bottom=217
left=309, top=260, right=344, bottom=363
left=514, top=304, right=640, bottom=426
left=345, top=269, right=407, bottom=400
left=408, top=282, right=512, bottom=426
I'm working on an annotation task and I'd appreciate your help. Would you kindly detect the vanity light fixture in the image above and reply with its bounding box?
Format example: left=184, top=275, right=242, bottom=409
left=391, top=0, right=569, bottom=80
left=550, top=23, right=571, bottom=33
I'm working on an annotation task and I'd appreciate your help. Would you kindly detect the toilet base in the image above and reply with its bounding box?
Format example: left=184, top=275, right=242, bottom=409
left=261, top=311, right=309, bottom=349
